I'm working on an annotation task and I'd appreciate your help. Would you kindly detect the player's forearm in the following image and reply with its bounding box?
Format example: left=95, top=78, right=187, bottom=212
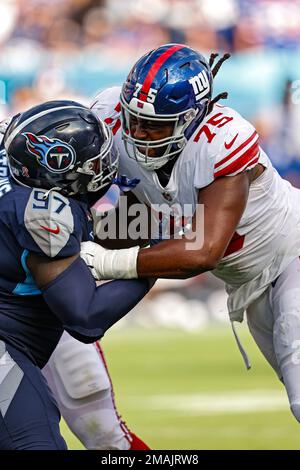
left=42, top=256, right=152, bottom=343
left=137, top=238, right=217, bottom=279
left=80, top=238, right=218, bottom=280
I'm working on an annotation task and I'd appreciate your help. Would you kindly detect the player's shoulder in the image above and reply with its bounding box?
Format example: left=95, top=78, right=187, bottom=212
left=90, top=86, right=122, bottom=120
left=201, top=104, right=258, bottom=147
left=90, top=86, right=122, bottom=136
left=10, top=186, right=89, bottom=258
left=192, top=104, right=259, bottom=180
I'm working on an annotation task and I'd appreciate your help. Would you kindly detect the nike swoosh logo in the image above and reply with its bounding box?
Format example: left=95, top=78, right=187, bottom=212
left=224, top=133, right=239, bottom=149
left=40, top=224, right=60, bottom=234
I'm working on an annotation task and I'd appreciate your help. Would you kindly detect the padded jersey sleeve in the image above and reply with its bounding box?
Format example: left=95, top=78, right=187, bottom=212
left=14, top=187, right=85, bottom=258
left=193, top=106, right=260, bottom=189
left=212, top=109, right=260, bottom=179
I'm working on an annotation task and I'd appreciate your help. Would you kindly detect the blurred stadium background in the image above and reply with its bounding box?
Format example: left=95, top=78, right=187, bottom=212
left=2, top=0, right=300, bottom=450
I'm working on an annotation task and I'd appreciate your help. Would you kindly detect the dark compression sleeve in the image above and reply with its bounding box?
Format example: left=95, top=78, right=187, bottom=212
left=42, top=256, right=151, bottom=343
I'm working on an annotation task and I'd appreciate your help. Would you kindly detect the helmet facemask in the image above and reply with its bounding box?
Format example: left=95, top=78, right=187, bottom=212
left=121, top=45, right=230, bottom=173
left=75, top=122, right=118, bottom=195
left=121, top=94, right=209, bottom=171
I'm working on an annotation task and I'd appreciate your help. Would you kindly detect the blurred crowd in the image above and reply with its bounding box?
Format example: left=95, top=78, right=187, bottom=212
left=1, top=1, right=299, bottom=143
left=1, top=0, right=300, bottom=329
left=1, top=0, right=300, bottom=55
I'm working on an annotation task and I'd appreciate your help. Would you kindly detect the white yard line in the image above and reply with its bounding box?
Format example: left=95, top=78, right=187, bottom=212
left=128, top=390, right=289, bottom=415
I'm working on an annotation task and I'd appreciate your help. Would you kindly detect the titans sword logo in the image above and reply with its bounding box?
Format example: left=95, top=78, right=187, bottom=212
left=22, top=132, right=76, bottom=173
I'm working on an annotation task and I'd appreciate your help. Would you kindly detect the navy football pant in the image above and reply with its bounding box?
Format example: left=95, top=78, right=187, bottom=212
left=0, top=340, right=67, bottom=450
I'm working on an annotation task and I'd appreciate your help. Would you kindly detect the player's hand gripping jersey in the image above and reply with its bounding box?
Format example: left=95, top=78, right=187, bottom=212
left=92, top=87, right=300, bottom=321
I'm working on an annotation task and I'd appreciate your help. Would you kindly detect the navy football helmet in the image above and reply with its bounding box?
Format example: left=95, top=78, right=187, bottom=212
left=121, top=44, right=213, bottom=170
left=4, top=100, right=118, bottom=196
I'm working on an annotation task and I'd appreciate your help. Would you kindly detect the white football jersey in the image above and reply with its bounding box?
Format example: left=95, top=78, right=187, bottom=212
left=91, top=87, right=300, bottom=321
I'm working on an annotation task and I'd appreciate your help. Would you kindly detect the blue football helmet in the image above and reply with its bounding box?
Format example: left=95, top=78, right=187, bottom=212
left=4, top=100, right=118, bottom=197
left=121, top=44, right=213, bottom=170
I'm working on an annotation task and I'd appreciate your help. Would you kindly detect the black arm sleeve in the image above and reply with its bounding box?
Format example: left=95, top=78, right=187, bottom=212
left=42, top=257, right=151, bottom=343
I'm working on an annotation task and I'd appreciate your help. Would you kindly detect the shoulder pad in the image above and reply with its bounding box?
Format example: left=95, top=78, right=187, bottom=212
left=24, top=189, right=77, bottom=257
left=212, top=108, right=259, bottom=178
left=90, top=86, right=122, bottom=121
left=191, top=106, right=260, bottom=188
left=193, top=106, right=259, bottom=180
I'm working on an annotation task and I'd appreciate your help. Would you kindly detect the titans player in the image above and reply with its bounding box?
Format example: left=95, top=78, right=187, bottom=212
left=0, top=101, right=152, bottom=450
left=0, top=116, right=149, bottom=451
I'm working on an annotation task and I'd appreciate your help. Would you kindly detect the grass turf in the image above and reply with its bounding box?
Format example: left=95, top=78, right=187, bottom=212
left=61, top=325, right=300, bottom=450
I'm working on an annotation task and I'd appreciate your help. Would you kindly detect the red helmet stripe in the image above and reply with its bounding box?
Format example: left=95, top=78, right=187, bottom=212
left=139, top=44, right=185, bottom=102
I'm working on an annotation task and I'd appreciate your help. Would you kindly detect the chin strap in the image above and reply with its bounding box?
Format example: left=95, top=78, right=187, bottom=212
left=42, top=186, right=62, bottom=200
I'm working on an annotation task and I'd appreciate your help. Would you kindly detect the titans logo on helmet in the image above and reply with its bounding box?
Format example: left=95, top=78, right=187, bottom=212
left=22, top=132, right=76, bottom=173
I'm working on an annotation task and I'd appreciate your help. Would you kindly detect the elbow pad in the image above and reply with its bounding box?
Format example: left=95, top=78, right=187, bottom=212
left=42, top=256, right=151, bottom=343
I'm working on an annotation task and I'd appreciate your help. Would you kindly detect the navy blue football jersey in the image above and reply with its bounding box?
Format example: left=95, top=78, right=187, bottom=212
left=0, top=144, right=94, bottom=367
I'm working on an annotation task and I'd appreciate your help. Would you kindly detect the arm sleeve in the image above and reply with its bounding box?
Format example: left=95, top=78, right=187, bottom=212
left=42, top=256, right=151, bottom=343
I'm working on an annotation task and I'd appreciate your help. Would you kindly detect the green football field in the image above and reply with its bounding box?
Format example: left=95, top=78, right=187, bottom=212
left=61, top=325, right=300, bottom=450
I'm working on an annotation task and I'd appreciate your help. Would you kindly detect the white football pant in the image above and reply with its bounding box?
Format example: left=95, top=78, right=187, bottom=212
left=247, top=256, right=300, bottom=421
left=42, top=332, right=132, bottom=450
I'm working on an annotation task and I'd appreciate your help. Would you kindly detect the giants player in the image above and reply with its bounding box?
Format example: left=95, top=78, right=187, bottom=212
left=34, top=43, right=300, bottom=449
left=81, top=43, right=300, bottom=428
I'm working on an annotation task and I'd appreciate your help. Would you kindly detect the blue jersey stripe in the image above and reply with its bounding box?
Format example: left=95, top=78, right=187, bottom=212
left=13, top=249, right=41, bottom=296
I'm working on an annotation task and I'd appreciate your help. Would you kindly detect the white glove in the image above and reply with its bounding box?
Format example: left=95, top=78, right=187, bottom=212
left=80, top=241, right=139, bottom=280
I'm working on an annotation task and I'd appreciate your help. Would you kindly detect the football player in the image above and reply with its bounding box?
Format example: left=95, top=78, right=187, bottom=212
left=82, top=43, right=300, bottom=427
left=0, top=101, right=152, bottom=450
left=0, top=118, right=150, bottom=451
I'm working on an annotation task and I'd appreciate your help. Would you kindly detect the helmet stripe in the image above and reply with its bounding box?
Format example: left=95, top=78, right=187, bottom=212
left=139, top=44, right=185, bottom=102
